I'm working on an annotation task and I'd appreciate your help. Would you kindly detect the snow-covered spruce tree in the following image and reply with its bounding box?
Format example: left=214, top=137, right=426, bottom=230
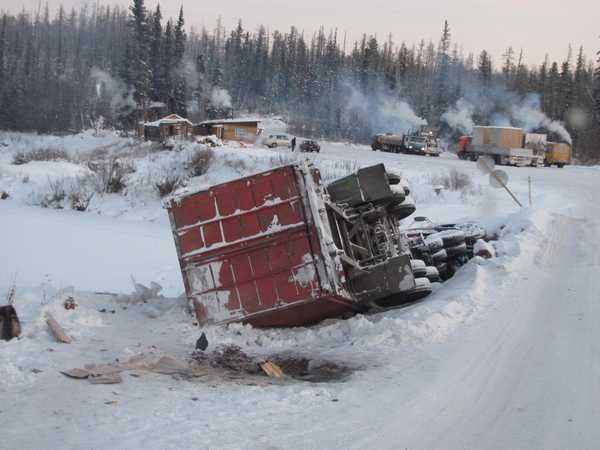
left=172, top=6, right=187, bottom=117
left=149, top=4, right=163, bottom=103
left=594, top=45, right=600, bottom=126
left=126, top=0, right=151, bottom=115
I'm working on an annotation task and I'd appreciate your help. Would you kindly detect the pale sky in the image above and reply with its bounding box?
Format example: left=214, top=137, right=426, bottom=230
left=6, top=0, right=599, bottom=66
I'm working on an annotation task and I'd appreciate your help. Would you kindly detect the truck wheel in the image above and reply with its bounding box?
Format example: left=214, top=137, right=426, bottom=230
left=557, top=163, right=565, bottom=168
left=410, top=259, right=428, bottom=278
left=405, top=278, right=433, bottom=302
left=428, top=229, right=466, bottom=248
left=446, top=242, right=468, bottom=256
left=431, top=249, right=448, bottom=263
left=425, top=266, right=440, bottom=283
left=387, top=202, right=416, bottom=220
left=425, top=236, right=444, bottom=253
left=470, top=153, right=478, bottom=162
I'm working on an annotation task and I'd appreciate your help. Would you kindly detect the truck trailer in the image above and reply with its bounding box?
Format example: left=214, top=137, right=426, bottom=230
left=457, top=126, right=535, bottom=166
left=372, top=133, right=441, bottom=156
left=166, top=163, right=433, bottom=327
left=545, top=142, right=572, bottom=168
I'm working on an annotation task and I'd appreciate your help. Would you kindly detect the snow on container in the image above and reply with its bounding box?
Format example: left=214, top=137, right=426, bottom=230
left=166, top=164, right=358, bottom=327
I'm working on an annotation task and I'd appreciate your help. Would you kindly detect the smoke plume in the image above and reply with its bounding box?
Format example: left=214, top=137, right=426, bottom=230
left=211, top=88, right=232, bottom=109
left=345, top=82, right=427, bottom=134
left=510, top=94, right=572, bottom=144
left=90, top=68, right=136, bottom=115
left=441, top=86, right=572, bottom=144
left=441, top=99, right=475, bottom=134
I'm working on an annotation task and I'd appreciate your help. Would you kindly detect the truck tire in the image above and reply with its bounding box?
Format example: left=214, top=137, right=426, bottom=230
left=373, top=277, right=432, bottom=308
left=428, top=229, right=466, bottom=248
left=386, top=172, right=401, bottom=185
left=425, top=266, right=440, bottom=282
left=470, top=153, right=478, bottom=162
left=446, top=242, right=468, bottom=256
left=405, top=277, right=433, bottom=302
left=557, top=163, right=565, bottom=168
left=387, top=202, right=416, bottom=220
left=431, top=249, right=448, bottom=263
left=424, top=235, right=444, bottom=253
left=410, top=259, right=428, bottom=278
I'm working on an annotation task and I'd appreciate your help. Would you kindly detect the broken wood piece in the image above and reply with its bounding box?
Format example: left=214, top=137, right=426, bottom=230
left=45, top=313, right=72, bottom=343
left=88, top=373, right=122, bottom=384
left=152, top=356, right=192, bottom=375
left=260, top=361, right=284, bottom=378
left=84, top=363, right=122, bottom=376
left=60, top=368, right=90, bottom=379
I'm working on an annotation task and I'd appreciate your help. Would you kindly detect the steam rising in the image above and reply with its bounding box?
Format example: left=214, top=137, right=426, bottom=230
left=510, top=94, right=572, bottom=144
left=442, top=88, right=572, bottom=144
left=345, top=83, right=426, bottom=134
left=90, top=68, right=136, bottom=115
left=211, top=88, right=232, bottom=109
left=441, top=99, right=474, bottom=134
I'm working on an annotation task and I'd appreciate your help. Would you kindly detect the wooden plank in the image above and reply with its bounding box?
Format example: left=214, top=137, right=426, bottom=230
left=45, top=313, right=72, bottom=344
left=260, top=361, right=284, bottom=378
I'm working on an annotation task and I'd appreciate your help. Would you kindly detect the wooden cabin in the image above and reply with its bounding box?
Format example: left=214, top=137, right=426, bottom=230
left=143, top=114, right=193, bottom=142
left=195, top=119, right=261, bottom=143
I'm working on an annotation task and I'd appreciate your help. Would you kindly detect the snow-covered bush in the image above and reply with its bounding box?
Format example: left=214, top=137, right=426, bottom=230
left=88, top=157, right=134, bottom=194
left=38, top=178, right=67, bottom=209
left=430, top=169, right=473, bottom=192
left=155, top=171, right=185, bottom=197
left=187, top=148, right=214, bottom=177
left=67, top=176, right=95, bottom=211
left=12, top=147, right=69, bottom=165
left=222, top=156, right=250, bottom=174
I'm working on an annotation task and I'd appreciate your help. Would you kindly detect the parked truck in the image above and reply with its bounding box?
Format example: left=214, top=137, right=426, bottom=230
left=166, top=163, right=435, bottom=327
left=457, top=126, right=535, bottom=166
left=545, top=142, right=572, bottom=168
left=372, top=132, right=441, bottom=156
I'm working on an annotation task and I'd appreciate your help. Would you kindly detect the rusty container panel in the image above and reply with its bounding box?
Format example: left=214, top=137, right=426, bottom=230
left=473, top=126, right=524, bottom=148
left=167, top=165, right=357, bottom=327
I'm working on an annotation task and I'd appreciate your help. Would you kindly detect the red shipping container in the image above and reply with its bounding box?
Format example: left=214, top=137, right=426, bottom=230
left=166, top=164, right=359, bottom=327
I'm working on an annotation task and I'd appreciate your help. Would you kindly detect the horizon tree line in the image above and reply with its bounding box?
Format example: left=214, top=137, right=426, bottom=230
left=0, top=2, right=598, bottom=161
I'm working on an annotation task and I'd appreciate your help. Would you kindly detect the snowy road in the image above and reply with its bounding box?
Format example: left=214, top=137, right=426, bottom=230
left=316, top=146, right=600, bottom=449
left=2, top=142, right=600, bottom=449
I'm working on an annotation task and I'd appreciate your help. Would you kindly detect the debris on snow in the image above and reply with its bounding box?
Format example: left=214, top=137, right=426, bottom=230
left=45, top=312, right=73, bottom=344
left=474, top=239, right=495, bottom=259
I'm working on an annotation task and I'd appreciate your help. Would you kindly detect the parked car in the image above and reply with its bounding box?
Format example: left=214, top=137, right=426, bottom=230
left=264, top=134, right=291, bottom=148
left=299, top=139, right=320, bottom=153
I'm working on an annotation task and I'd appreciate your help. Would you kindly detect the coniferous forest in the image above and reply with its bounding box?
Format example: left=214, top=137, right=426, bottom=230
left=0, top=1, right=599, bottom=161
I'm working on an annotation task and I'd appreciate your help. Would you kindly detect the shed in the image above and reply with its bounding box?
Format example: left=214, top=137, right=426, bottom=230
left=143, top=114, right=193, bottom=141
left=196, top=119, right=261, bottom=143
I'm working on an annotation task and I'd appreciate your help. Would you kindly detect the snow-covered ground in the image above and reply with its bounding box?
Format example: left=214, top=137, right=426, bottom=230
left=1, top=132, right=599, bottom=449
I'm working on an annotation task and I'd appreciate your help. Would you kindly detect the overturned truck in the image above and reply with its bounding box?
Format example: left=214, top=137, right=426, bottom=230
left=166, top=163, right=436, bottom=327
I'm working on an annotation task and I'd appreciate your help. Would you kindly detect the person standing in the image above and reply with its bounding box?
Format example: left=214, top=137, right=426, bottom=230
left=291, top=137, right=297, bottom=152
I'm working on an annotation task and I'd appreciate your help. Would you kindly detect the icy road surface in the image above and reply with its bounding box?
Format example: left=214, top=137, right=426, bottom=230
left=1, top=142, right=599, bottom=449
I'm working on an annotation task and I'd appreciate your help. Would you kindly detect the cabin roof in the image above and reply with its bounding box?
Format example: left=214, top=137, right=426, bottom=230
left=145, top=114, right=193, bottom=127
